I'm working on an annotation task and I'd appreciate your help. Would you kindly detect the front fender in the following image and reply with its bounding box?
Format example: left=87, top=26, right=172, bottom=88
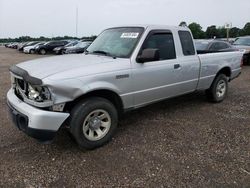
left=44, top=78, right=123, bottom=105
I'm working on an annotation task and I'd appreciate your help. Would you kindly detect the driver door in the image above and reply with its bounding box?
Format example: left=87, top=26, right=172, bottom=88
left=131, top=30, right=199, bottom=107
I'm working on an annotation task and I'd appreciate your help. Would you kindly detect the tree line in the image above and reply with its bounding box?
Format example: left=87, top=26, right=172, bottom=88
left=0, top=35, right=97, bottom=43
left=179, top=21, right=250, bottom=39
left=1, top=22, right=250, bottom=43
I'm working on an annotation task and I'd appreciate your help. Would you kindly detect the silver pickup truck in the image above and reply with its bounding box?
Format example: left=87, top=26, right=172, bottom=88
left=7, top=25, right=243, bottom=149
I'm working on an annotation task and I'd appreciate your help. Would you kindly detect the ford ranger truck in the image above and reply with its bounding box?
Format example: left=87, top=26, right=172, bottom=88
left=7, top=25, right=243, bottom=149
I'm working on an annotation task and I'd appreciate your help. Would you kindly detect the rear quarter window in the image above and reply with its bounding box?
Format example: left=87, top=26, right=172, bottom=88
left=178, top=31, right=195, bottom=56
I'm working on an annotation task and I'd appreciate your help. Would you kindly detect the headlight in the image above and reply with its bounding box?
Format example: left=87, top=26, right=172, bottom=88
left=28, top=84, right=51, bottom=102
left=28, top=86, right=40, bottom=100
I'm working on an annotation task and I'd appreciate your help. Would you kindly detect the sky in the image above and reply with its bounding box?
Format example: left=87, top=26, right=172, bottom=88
left=0, top=0, right=249, bottom=38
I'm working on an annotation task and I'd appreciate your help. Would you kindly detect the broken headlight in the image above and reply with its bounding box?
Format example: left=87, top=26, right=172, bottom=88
left=28, top=84, right=51, bottom=102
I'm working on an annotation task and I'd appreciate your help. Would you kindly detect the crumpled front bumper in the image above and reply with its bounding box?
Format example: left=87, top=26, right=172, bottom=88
left=7, top=89, right=70, bottom=141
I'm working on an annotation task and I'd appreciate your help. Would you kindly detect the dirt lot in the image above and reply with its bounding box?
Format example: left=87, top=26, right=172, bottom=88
left=0, top=46, right=250, bottom=187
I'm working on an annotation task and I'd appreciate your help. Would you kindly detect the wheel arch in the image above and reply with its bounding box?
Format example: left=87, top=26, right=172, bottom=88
left=64, top=89, right=124, bottom=117
left=216, top=66, right=231, bottom=79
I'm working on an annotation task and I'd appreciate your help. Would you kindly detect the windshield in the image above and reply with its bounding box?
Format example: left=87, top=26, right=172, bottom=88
left=87, top=27, right=144, bottom=58
left=233, top=38, right=250, bottom=46
left=195, top=41, right=209, bottom=50
left=65, top=41, right=79, bottom=47
left=76, top=41, right=91, bottom=48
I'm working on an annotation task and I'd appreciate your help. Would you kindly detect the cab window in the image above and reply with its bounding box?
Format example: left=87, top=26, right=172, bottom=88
left=140, top=32, right=176, bottom=61
left=178, top=31, right=195, bottom=56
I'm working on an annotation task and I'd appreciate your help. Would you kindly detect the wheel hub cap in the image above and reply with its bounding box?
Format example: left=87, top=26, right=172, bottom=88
left=82, top=109, right=111, bottom=141
left=216, top=80, right=226, bottom=98
left=89, top=117, right=102, bottom=130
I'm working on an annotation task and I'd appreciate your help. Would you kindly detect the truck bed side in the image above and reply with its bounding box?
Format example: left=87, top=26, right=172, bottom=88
left=196, top=51, right=242, bottom=90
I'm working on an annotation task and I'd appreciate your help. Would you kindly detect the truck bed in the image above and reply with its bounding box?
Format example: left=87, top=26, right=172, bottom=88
left=197, top=51, right=243, bottom=90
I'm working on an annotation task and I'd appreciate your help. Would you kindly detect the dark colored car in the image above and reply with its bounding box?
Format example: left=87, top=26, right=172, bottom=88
left=232, top=36, right=250, bottom=65
left=18, top=41, right=39, bottom=52
left=53, top=41, right=79, bottom=55
left=35, top=40, right=69, bottom=55
left=195, top=40, right=237, bottom=54
left=65, top=41, right=92, bottom=54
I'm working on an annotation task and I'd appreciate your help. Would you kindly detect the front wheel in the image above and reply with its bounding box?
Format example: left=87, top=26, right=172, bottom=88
left=206, top=74, right=228, bottom=103
left=69, top=97, right=118, bottom=150
left=30, top=49, right=35, bottom=54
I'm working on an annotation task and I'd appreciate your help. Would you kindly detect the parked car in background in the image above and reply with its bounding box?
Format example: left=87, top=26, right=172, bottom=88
left=6, top=42, right=19, bottom=49
left=65, top=41, right=92, bottom=54
left=23, top=42, right=46, bottom=54
left=53, top=40, right=79, bottom=55
left=195, top=40, right=237, bottom=54
left=18, top=41, right=39, bottom=52
left=35, top=40, right=69, bottom=55
left=232, top=36, right=250, bottom=65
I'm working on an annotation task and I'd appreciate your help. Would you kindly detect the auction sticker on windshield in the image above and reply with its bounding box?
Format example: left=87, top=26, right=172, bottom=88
left=120, top=33, right=139, bottom=38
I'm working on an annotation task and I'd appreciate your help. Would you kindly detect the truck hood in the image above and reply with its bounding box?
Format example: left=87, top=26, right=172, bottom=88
left=16, top=54, right=119, bottom=80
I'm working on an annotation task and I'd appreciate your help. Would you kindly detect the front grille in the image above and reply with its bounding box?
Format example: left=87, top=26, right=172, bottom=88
left=16, top=79, right=25, bottom=90
left=12, top=75, right=28, bottom=101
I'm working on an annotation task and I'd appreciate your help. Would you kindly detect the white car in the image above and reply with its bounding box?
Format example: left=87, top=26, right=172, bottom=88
left=23, top=42, right=45, bottom=54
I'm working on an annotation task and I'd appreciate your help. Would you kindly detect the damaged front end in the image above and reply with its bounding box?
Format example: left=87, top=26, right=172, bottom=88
left=10, top=65, right=54, bottom=108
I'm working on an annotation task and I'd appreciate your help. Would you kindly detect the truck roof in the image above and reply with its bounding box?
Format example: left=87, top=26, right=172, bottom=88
left=109, top=25, right=190, bottom=32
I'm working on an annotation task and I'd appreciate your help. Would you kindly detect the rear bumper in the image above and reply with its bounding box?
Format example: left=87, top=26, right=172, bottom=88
left=23, top=49, right=30, bottom=53
left=7, top=89, right=70, bottom=141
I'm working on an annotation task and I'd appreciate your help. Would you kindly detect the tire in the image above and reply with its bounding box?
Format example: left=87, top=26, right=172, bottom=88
left=39, top=49, right=46, bottom=55
left=30, top=49, right=35, bottom=54
left=206, top=74, right=228, bottom=103
left=69, top=97, right=118, bottom=150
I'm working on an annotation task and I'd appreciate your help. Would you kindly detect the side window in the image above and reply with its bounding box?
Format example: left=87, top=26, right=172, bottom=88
left=209, top=42, right=220, bottom=50
left=62, top=41, right=68, bottom=45
left=47, top=42, right=55, bottom=46
left=178, top=31, right=195, bottom=56
left=141, top=32, right=176, bottom=61
left=220, top=42, right=230, bottom=49
left=55, top=41, right=63, bottom=45
left=210, top=42, right=228, bottom=51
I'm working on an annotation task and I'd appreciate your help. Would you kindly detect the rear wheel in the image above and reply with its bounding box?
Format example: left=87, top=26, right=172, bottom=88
left=206, top=74, right=228, bottom=102
left=39, top=49, right=46, bottom=55
left=69, top=97, right=118, bottom=149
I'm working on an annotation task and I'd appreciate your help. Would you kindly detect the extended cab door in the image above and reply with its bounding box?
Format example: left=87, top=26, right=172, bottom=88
left=131, top=29, right=200, bottom=107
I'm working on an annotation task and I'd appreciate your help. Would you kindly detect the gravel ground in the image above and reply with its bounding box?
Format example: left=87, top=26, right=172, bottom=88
left=0, top=46, right=250, bottom=187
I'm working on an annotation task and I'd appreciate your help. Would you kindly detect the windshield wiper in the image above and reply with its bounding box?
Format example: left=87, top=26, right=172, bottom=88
left=92, top=50, right=116, bottom=59
left=84, top=49, right=89, bottom=54
left=92, top=50, right=110, bottom=55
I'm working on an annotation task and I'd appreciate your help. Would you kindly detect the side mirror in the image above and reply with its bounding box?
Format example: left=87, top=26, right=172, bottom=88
left=137, top=48, right=160, bottom=63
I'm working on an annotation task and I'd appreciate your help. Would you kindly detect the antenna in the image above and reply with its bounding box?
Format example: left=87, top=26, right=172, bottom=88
left=76, top=6, right=78, bottom=38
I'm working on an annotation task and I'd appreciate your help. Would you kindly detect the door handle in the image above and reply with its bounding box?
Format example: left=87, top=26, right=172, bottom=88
left=174, top=64, right=181, bottom=69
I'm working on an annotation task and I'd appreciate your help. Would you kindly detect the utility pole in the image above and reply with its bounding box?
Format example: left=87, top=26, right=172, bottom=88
left=75, top=6, right=78, bottom=38
left=225, top=23, right=232, bottom=42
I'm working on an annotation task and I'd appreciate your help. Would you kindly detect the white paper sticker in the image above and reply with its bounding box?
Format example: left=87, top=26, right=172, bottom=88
left=120, top=32, right=139, bottom=38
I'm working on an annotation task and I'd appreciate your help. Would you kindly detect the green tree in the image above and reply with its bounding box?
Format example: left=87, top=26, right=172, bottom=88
left=188, top=22, right=205, bottom=39
left=206, top=25, right=218, bottom=38
left=217, top=27, right=227, bottom=38
left=229, top=27, right=241, bottom=38
left=242, top=22, right=250, bottom=35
